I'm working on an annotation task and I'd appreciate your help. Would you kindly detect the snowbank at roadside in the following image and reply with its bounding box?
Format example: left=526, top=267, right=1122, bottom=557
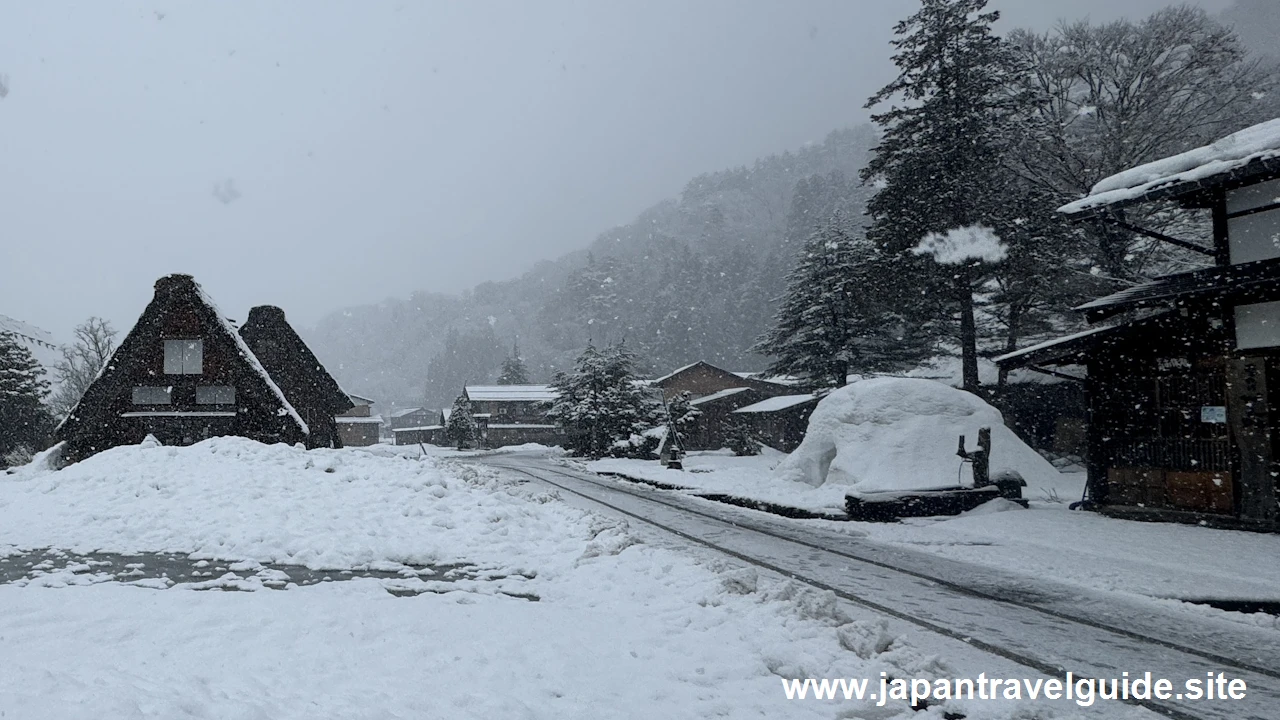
left=588, top=450, right=849, bottom=514
left=775, top=378, right=1063, bottom=495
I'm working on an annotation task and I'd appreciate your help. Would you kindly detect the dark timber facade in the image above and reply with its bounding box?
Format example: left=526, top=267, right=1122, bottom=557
left=998, top=124, right=1280, bottom=529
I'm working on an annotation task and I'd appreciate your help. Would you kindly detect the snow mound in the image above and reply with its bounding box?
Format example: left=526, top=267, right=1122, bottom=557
left=774, top=378, right=1062, bottom=494
left=0, top=436, right=578, bottom=571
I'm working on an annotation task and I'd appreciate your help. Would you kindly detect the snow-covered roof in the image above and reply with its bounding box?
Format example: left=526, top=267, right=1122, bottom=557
left=487, top=424, right=557, bottom=430
left=392, top=425, right=442, bottom=433
left=389, top=407, right=426, bottom=418
left=193, top=282, right=308, bottom=435
left=1060, top=118, right=1280, bottom=215
left=733, top=394, right=817, bottom=414
left=993, top=324, right=1122, bottom=366
left=464, top=385, right=558, bottom=402
left=652, top=362, right=702, bottom=384
left=336, top=415, right=383, bottom=424
left=347, top=393, right=375, bottom=406
left=690, top=387, right=750, bottom=406
left=0, top=314, right=61, bottom=376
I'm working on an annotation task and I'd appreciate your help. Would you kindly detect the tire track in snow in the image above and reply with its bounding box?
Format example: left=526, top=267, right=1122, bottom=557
left=481, top=456, right=1280, bottom=720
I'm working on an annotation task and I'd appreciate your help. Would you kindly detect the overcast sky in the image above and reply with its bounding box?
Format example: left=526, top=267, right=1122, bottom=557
left=0, top=0, right=1234, bottom=340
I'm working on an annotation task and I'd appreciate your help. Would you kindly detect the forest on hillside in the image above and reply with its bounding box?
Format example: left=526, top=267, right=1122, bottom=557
left=307, top=2, right=1280, bottom=412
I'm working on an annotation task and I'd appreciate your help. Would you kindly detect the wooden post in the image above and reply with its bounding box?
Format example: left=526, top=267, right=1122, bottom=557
left=1227, top=357, right=1276, bottom=523
left=975, top=427, right=991, bottom=487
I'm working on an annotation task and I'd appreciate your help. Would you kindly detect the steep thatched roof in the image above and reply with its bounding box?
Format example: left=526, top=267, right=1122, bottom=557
left=239, top=305, right=353, bottom=416
left=56, top=274, right=308, bottom=453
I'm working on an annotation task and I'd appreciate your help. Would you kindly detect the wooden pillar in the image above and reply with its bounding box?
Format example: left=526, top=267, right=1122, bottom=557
left=1227, top=357, right=1277, bottom=522
left=1084, top=360, right=1109, bottom=506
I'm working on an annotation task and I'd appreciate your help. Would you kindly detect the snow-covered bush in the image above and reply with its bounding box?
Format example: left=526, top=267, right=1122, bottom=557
left=724, top=418, right=762, bottom=457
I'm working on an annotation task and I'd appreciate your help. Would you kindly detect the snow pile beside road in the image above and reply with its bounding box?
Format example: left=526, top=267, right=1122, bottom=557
left=776, top=378, right=1062, bottom=494
left=0, top=437, right=579, bottom=571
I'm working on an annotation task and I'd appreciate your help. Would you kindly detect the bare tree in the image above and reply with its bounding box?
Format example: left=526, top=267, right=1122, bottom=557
left=49, top=317, right=118, bottom=420
left=1008, top=6, right=1277, bottom=281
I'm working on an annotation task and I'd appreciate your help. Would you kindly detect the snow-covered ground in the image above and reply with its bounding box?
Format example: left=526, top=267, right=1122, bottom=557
left=586, top=447, right=1280, bottom=623
left=0, top=437, right=987, bottom=719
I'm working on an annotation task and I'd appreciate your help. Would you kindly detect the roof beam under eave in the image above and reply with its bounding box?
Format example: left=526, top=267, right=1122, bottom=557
left=1097, top=215, right=1216, bottom=257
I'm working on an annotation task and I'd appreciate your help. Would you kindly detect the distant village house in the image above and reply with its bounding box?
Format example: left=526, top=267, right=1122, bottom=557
left=336, top=393, right=382, bottom=447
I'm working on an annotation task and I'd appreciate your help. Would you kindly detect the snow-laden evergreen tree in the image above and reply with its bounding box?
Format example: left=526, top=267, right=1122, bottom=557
left=753, top=215, right=912, bottom=388
left=862, top=0, right=1021, bottom=393
left=49, top=316, right=117, bottom=420
left=662, top=390, right=700, bottom=450
left=0, top=331, right=52, bottom=464
left=496, top=339, right=530, bottom=385
left=548, top=342, right=657, bottom=459
left=445, top=393, right=478, bottom=449
left=724, top=417, right=762, bottom=457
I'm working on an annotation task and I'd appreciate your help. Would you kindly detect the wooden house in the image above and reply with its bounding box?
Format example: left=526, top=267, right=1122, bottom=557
left=679, top=387, right=770, bottom=450
left=388, top=407, right=435, bottom=430
left=55, top=275, right=309, bottom=463
left=238, top=305, right=353, bottom=449
left=731, top=393, right=819, bottom=452
left=997, top=118, right=1280, bottom=529
left=335, top=393, right=382, bottom=446
left=463, top=385, right=562, bottom=447
left=652, top=361, right=793, bottom=401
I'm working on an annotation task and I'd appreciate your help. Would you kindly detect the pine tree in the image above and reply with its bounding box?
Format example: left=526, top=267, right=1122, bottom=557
left=862, top=0, right=1021, bottom=393
left=753, top=215, right=912, bottom=388
left=0, top=331, right=53, bottom=463
left=662, top=390, right=701, bottom=449
left=496, top=339, right=530, bottom=385
left=548, top=342, right=657, bottom=458
left=724, top=417, right=762, bottom=457
left=445, top=393, right=478, bottom=449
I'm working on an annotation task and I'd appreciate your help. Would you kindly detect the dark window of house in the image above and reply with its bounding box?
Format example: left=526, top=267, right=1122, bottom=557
left=196, top=386, right=236, bottom=404
left=132, top=386, right=173, bottom=404
left=164, top=339, right=203, bottom=374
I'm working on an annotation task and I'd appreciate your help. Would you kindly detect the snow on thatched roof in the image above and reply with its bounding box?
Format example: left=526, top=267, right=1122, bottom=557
left=239, top=305, right=353, bottom=417
left=465, top=385, right=558, bottom=402
left=1060, top=118, right=1280, bottom=215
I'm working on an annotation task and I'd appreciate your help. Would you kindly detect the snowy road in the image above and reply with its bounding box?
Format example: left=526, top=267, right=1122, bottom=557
left=477, top=453, right=1280, bottom=720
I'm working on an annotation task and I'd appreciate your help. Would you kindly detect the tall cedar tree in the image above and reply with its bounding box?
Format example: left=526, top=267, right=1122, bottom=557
left=862, top=0, right=1020, bottom=393
left=753, top=216, right=907, bottom=388
left=0, top=332, right=53, bottom=462
left=548, top=342, right=656, bottom=459
left=445, top=393, right=479, bottom=449
left=496, top=339, right=531, bottom=385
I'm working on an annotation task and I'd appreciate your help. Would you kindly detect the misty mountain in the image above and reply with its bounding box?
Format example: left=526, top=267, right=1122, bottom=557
left=307, top=125, right=878, bottom=409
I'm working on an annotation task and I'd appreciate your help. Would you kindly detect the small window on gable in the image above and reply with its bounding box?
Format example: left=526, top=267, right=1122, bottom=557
left=196, top=386, right=236, bottom=405
left=132, top=386, right=172, bottom=404
left=164, top=339, right=203, bottom=374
